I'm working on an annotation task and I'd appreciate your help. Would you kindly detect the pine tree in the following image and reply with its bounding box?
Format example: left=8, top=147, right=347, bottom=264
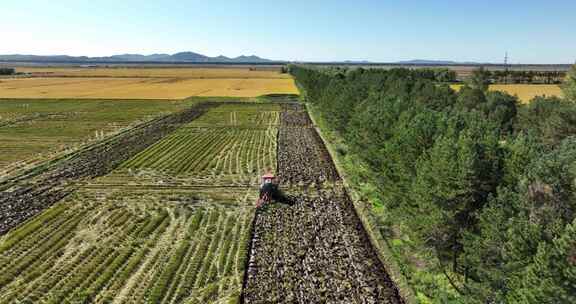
left=509, top=219, right=576, bottom=303
left=562, top=65, right=576, bottom=101
left=501, top=134, right=542, bottom=186
left=411, top=115, right=502, bottom=271
left=516, top=96, right=576, bottom=146
left=461, top=189, right=516, bottom=302
left=456, top=85, right=487, bottom=111
left=482, top=91, right=519, bottom=133
left=467, top=67, right=491, bottom=92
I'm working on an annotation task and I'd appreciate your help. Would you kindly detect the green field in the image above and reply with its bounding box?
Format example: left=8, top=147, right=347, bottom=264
left=119, top=104, right=279, bottom=185
left=0, top=99, right=204, bottom=176
left=0, top=103, right=278, bottom=303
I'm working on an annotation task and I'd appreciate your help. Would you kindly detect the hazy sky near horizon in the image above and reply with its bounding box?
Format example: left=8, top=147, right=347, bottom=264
left=2, top=0, right=575, bottom=64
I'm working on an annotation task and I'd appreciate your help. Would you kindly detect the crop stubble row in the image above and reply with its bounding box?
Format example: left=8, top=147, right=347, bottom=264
left=0, top=192, right=253, bottom=303
left=121, top=127, right=276, bottom=178
left=0, top=102, right=277, bottom=303
left=0, top=103, right=215, bottom=235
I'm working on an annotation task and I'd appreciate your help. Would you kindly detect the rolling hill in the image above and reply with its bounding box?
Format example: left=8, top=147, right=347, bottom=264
left=0, top=52, right=274, bottom=63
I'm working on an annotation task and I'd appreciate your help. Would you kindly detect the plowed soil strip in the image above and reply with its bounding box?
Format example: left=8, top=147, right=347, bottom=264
left=242, top=103, right=404, bottom=304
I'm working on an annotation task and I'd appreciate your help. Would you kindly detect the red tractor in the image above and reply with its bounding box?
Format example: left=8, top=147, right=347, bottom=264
left=257, top=172, right=277, bottom=208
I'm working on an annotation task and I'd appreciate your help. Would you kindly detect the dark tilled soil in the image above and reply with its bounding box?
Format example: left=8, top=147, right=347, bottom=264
left=280, top=104, right=313, bottom=127
left=277, top=127, right=339, bottom=186
left=242, top=103, right=404, bottom=304
left=277, top=103, right=338, bottom=186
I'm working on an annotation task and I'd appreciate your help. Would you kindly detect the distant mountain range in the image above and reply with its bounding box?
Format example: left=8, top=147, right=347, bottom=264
left=0, top=53, right=532, bottom=65
left=0, top=52, right=275, bottom=63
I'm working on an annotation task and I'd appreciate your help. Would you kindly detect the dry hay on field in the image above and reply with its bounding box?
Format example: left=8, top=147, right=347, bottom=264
left=0, top=77, right=298, bottom=99
left=450, top=84, right=562, bottom=103
left=0, top=67, right=297, bottom=99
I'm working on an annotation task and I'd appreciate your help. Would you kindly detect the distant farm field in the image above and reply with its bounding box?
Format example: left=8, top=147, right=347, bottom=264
left=451, top=84, right=562, bottom=103
left=0, top=67, right=298, bottom=99
left=0, top=78, right=298, bottom=99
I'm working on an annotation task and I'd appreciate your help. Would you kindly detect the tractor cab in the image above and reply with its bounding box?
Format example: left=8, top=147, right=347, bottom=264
left=257, top=172, right=277, bottom=207
left=261, top=173, right=275, bottom=185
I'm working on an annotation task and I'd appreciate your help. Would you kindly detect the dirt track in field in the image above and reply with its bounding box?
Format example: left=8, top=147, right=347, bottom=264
left=242, top=103, right=404, bottom=304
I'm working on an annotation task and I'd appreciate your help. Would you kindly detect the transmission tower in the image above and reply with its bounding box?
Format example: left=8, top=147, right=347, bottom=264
left=504, top=52, right=509, bottom=84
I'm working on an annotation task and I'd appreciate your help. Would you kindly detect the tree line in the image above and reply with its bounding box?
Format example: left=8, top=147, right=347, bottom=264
left=290, top=64, right=576, bottom=303
left=472, top=68, right=566, bottom=84
left=0, top=68, right=15, bottom=75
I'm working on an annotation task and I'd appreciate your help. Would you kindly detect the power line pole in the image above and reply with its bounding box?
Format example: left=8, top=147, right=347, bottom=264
left=504, top=51, right=509, bottom=84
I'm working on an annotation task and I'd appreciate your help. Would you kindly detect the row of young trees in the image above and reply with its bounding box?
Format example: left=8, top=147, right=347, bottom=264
left=484, top=69, right=566, bottom=84
left=0, top=67, right=15, bottom=75
left=290, top=64, right=576, bottom=303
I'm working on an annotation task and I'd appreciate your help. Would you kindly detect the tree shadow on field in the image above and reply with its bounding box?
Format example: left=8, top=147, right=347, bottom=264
left=257, top=188, right=296, bottom=213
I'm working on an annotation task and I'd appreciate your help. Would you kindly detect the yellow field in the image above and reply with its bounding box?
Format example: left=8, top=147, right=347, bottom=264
left=451, top=84, right=562, bottom=103
left=16, top=67, right=291, bottom=79
left=0, top=67, right=298, bottom=98
left=0, top=77, right=297, bottom=99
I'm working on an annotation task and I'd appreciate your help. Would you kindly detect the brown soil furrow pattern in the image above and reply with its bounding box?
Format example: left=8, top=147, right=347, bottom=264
left=243, top=103, right=404, bottom=304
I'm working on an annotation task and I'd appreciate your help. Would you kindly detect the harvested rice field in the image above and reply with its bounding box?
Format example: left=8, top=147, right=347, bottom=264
left=0, top=98, right=199, bottom=177
left=0, top=100, right=404, bottom=303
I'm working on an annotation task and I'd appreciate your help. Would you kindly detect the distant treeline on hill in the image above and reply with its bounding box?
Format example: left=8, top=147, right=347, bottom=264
left=319, top=66, right=459, bottom=83
left=478, top=69, right=566, bottom=84
left=290, top=64, right=576, bottom=303
left=0, top=67, right=15, bottom=75
left=301, top=66, right=566, bottom=84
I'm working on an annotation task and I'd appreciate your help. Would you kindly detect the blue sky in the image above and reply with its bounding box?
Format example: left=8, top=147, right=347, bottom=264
left=2, top=0, right=575, bottom=63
